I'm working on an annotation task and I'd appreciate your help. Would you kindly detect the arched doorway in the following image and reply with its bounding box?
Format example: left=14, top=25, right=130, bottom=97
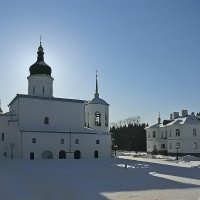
left=74, top=150, right=81, bottom=159
left=94, top=150, right=99, bottom=158
left=59, top=150, right=66, bottom=159
left=30, top=152, right=34, bottom=160
left=42, top=151, right=53, bottom=159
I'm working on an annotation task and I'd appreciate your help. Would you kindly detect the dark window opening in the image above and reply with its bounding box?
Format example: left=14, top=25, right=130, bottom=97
left=75, top=139, right=79, bottom=144
left=1, top=133, right=4, bottom=141
left=176, top=129, right=180, bottom=137
left=42, top=151, right=53, bottom=159
left=105, top=114, right=108, bottom=127
left=94, top=150, right=99, bottom=158
left=74, top=150, right=81, bottom=159
left=95, top=112, right=101, bottom=126
left=59, top=150, right=66, bottom=159
left=32, top=138, right=36, bottom=143
left=61, top=139, right=64, bottom=144
left=33, top=87, right=35, bottom=95
left=96, top=139, right=100, bottom=144
left=153, top=131, right=156, bottom=138
left=30, top=152, right=34, bottom=160
left=44, top=117, right=49, bottom=124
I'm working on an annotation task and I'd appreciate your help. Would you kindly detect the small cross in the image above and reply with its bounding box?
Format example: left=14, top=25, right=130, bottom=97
left=40, top=35, right=42, bottom=45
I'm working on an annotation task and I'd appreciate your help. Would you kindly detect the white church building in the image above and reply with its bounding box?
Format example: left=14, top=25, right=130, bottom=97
left=0, top=42, right=112, bottom=160
left=146, top=110, right=200, bottom=156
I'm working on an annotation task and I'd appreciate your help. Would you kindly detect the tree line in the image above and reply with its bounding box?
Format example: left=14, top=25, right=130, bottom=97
left=110, top=116, right=147, bottom=152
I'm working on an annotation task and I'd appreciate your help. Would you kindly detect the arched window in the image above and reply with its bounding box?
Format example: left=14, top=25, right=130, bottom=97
left=95, top=112, right=101, bottom=126
left=61, top=139, right=64, bottom=144
left=75, top=139, right=79, bottom=144
left=59, top=150, right=66, bottom=159
left=42, top=151, right=53, bottom=159
left=32, top=138, right=36, bottom=143
left=1, top=133, right=4, bottom=141
left=42, top=86, right=45, bottom=94
left=33, top=87, right=35, bottom=95
left=153, top=131, right=156, bottom=138
left=105, top=114, right=108, bottom=127
left=176, top=129, right=180, bottom=137
left=193, top=142, right=198, bottom=149
left=96, top=139, right=100, bottom=144
left=74, top=150, right=81, bottom=159
left=30, top=152, right=34, bottom=160
left=193, top=129, right=197, bottom=136
left=44, top=117, right=49, bottom=124
left=94, top=150, right=99, bottom=158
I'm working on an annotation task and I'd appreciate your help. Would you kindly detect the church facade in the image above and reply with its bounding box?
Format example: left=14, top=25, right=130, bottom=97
left=0, top=43, right=112, bottom=159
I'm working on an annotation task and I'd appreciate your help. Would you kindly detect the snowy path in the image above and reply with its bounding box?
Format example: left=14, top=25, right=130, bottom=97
left=0, top=157, right=199, bottom=200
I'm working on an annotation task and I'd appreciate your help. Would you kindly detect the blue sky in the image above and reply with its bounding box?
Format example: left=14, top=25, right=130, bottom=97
left=0, top=0, right=200, bottom=125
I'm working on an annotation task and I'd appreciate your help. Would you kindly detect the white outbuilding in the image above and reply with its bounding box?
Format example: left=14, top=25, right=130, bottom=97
left=0, top=42, right=112, bottom=159
left=146, top=110, right=200, bottom=156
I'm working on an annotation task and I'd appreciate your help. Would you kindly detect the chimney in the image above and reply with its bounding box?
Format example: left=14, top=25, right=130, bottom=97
left=173, top=112, right=179, bottom=119
left=182, top=110, right=188, bottom=117
left=170, top=114, right=173, bottom=120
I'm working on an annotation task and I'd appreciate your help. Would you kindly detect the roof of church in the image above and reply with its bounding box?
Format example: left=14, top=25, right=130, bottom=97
left=29, top=43, right=52, bottom=76
left=8, top=94, right=86, bottom=107
left=87, top=97, right=109, bottom=105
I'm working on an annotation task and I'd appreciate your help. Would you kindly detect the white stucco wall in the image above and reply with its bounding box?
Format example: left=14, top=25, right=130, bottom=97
left=27, top=74, right=54, bottom=97
left=21, top=131, right=111, bottom=159
left=17, top=97, right=85, bottom=129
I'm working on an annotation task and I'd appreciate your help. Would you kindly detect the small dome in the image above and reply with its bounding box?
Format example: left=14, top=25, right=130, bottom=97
left=29, top=43, right=52, bottom=76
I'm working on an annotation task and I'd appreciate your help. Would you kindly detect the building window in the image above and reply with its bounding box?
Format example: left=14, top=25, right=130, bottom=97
left=148, top=133, right=150, bottom=138
left=105, top=114, right=108, bottom=127
left=153, top=131, right=156, bottom=138
left=1, top=133, right=4, bottom=141
left=96, top=139, right=100, bottom=144
left=42, top=86, right=45, bottom=95
left=75, top=139, right=79, bottom=144
left=193, top=129, right=197, bottom=136
left=176, top=142, right=181, bottom=149
left=95, top=112, right=101, bottom=126
left=33, top=87, right=35, bottom=95
left=169, top=130, right=172, bottom=137
left=169, top=143, right=172, bottom=149
left=44, top=117, right=49, bottom=124
left=193, top=142, right=198, bottom=149
left=161, top=144, right=165, bottom=149
left=61, top=139, right=64, bottom=144
left=32, top=138, right=36, bottom=143
left=176, top=129, right=180, bottom=137
left=4, top=152, right=6, bottom=157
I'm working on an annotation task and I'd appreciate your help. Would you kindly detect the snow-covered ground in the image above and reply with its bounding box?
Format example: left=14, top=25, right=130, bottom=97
left=0, top=152, right=200, bottom=200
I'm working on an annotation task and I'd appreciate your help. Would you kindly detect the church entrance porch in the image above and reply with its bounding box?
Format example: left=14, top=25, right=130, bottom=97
left=59, top=150, right=66, bottom=159
left=42, top=151, right=53, bottom=159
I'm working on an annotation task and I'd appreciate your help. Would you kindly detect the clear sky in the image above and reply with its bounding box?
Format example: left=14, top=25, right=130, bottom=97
left=0, top=0, right=200, bottom=125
